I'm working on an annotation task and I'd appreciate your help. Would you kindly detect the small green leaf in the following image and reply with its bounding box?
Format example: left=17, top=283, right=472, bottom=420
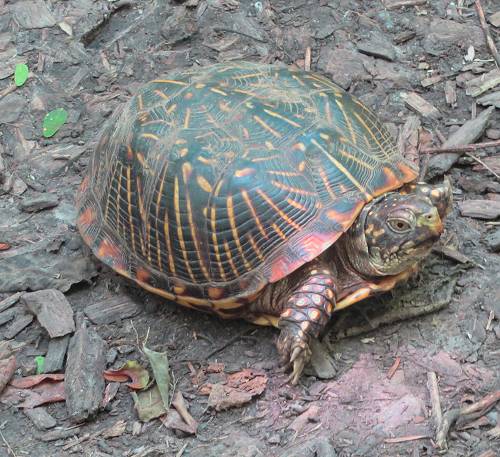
left=42, top=108, right=68, bottom=138
left=14, top=63, right=29, bottom=87
left=34, top=356, right=45, bottom=375
left=143, top=346, right=170, bottom=410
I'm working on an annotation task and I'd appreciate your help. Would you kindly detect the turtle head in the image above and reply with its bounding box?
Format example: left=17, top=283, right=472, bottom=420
left=346, top=179, right=452, bottom=277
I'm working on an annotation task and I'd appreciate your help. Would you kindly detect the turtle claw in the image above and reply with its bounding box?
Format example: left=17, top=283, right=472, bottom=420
left=276, top=327, right=312, bottom=385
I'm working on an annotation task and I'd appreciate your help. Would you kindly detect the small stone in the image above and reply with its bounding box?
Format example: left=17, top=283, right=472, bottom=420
left=132, top=421, right=142, bottom=436
left=22, top=289, right=75, bottom=338
left=65, top=322, right=106, bottom=422
left=305, top=339, right=337, bottom=380
left=484, top=229, right=500, bottom=252
left=23, top=407, right=57, bottom=430
left=44, top=336, right=70, bottom=373
left=19, top=193, right=59, bottom=213
left=0, top=93, right=26, bottom=124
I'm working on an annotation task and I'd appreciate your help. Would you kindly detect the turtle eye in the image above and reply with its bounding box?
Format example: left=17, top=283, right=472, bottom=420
left=387, top=218, right=412, bottom=233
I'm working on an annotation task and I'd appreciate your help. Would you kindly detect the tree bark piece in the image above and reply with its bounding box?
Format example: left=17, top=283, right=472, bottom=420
left=458, top=200, right=500, bottom=220
left=23, top=407, right=57, bottom=430
left=0, top=292, right=22, bottom=313
left=22, top=289, right=75, bottom=338
left=65, top=323, right=106, bottom=422
left=426, top=106, right=494, bottom=178
left=403, top=92, right=440, bottom=120
left=44, top=336, right=70, bottom=373
left=465, top=69, right=500, bottom=97
left=84, top=295, right=141, bottom=325
left=4, top=313, right=33, bottom=339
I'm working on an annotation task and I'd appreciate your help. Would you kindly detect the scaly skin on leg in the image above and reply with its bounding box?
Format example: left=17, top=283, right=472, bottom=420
left=277, top=268, right=337, bottom=384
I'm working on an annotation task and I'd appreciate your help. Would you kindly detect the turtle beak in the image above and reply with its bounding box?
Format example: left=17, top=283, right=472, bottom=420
left=416, top=207, right=444, bottom=236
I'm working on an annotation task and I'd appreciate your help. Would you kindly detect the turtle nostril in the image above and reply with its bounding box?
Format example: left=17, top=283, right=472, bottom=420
left=425, top=213, right=434, bottom=220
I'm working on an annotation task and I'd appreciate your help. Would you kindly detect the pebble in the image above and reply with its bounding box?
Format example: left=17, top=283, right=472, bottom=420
left=23, top=408, right=57, bottom=430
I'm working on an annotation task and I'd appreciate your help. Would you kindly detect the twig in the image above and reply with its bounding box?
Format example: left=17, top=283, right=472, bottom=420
left=426, top=372, right=443, bottom=433
left=474, top=0, right=500, bottom=67
left=384, top=434, right=430, bottom=443
left=212, top=27, right=267, bottom=43
left=436, top=390, right=500, bottom=450
left=465, top=152, right=500, bottom=180
left=304, top=47, right=311, bottom=71
left=0, top=429, right=17, bottom=457
left=421, top=139, right=500, bottom=154
left=176, top=442, right=188, bottom=457
left=386, top=357, right=401, bottom=379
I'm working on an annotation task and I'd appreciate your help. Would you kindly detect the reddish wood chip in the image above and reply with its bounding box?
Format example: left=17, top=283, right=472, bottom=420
left=0, top=242, right=11, bottom=251
left=103, top=361, right=149, bottom=390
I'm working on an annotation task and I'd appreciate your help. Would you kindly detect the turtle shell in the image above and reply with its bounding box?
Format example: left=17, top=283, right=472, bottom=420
left=76, top=62, right=417, bottom=312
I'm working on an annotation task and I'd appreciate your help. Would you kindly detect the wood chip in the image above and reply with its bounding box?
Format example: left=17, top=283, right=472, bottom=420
left=386, top=357, right=401, bottom=379
left=23, top=407, right=57, bottom=430
left=4, top=314, right=34, bottom=339
left=477, top=91, right=500, bottom=108
left=84, top=295, right=141, bottom=325
left=397, top=115, right=420, bottom=166
left=384, top=434, right=430, bottom=443
left=403, top=92, right=440, bottom=119
left=10, top=0, right=56, bottom=29
left=465, top=69, right=500, bottom=97
left=421, top=75, right=442, bottom=87
left=427, top=106, right=495, bottom=179
left=22, top=289, right=75, bottom=338
left=458, top=200, right=500, bottom=220
left=382, top=0, right=427, bottom=9
left=444, top=80, right=457, bottom=106
left=44, top=336, right=70, bottom=373
left=0, top=292, right=23, bottom=313
left=39, top=427, right=80, bottom=442
left=65, top=323, right=106, bottom=422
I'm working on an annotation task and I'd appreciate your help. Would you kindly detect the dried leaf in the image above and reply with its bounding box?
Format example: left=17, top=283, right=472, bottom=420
left=0, top=356, right=16, bottom=394
left=1, top=380, right=65, bottom=408
left=171, top=391, right=197, bottom=434
left=14, top=63, right=29, bottom=87
left=131, top=385, right=167, bottom=422
left=206, top=369, right=267, bottom=411
left=102, top=420, right=127, bottom=438
left=143, top=346, right=170, bottom=409
left=104, top=360, right=149, bottom=390
left=10, top=373, right=64, bottom=389
left=161, top=409, right=196, bottom=435
left=42, top=108, right=68, bottom=138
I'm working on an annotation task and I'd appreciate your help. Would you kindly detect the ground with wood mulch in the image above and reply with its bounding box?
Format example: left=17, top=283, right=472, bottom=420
left=0, top=0, right=499, bottom=456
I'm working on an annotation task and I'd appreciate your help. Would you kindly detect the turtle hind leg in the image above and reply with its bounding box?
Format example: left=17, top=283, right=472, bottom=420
left=277, top=269, right=337, bottom=385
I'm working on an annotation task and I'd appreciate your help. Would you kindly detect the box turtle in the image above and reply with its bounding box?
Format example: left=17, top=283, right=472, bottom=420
left=77, top=62, right=452, bottom=384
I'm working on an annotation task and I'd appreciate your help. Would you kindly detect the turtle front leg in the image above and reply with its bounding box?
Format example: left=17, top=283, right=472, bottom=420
left=277, top=268, right=337, bottom=385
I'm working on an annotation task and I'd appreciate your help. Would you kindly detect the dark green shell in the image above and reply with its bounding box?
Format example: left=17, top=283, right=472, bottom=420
left=76, top=62, right=417, bottom=311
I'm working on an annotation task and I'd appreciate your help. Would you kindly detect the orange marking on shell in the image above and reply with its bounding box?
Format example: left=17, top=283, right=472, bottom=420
left=97, top=239, right=122, bottom=263
left=184, top=92, right=193, bottom=100
left=208, top=287, right=224, bottom=300
left=300, top=321, right=310, bottom=331
left=430, top=188, right=441, bottom=199
left=127, top=145, right=134, bottom=161
left=78, top=207, right=96, bottom=227
left=136, top=267, right=150, bottom=283
left=282, top=309, right=293, bottom=318
left=234, top=168, right=256, bottom=178
left=298, top=161, right=306, bottom=172
left=293, top=142, right=306, bottom=151
left=397, top=162, right=418, bottom=183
